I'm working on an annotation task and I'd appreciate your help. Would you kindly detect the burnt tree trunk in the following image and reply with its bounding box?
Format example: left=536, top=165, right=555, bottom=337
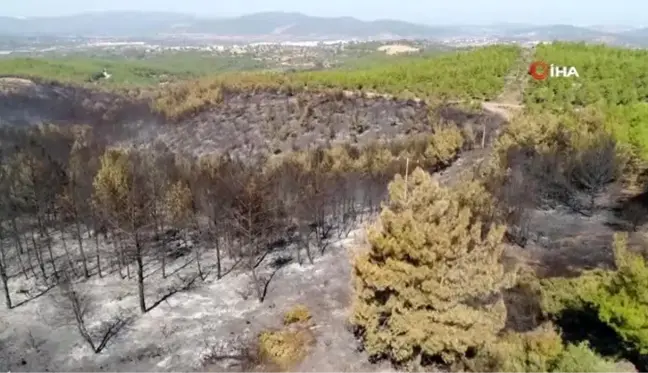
left=135, top=235, right=146, bottom=313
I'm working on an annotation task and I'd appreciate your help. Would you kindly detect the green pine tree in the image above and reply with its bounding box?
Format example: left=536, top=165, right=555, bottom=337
left=351, top=167, right=514, bottom=364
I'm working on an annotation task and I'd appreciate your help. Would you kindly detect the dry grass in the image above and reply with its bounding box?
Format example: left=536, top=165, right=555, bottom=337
left=256, top=304, right=317, bottom=371
left=258, top=327, right=315, bottom=371
left=283, top=305, right=312, bottom=325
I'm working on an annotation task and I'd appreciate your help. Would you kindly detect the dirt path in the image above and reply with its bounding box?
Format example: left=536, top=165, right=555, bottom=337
left=481, top=102, right=524, bottom=121
left=479, top=46, right=534, bottom=120
left=496, top=46, right=534, bottom=106
left=437, top=46, right=534, bottom=186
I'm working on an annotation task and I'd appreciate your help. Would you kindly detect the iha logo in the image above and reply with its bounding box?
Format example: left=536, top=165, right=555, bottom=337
left=528, top=61, right=579, bottom=80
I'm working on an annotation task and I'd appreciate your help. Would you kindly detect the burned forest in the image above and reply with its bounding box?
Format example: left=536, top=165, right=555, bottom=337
left=1, top=42, right=648, bottom=372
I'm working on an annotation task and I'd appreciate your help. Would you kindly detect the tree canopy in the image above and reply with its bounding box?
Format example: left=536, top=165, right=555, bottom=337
left=351, top=167, right=514, bottom=364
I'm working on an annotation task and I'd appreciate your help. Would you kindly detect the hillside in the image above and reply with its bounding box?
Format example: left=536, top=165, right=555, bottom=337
left=151, top=45, right=520, bottom=119
left=0, top=47, right=512, bottom=158
left=0, top=43, right=648, bottom=373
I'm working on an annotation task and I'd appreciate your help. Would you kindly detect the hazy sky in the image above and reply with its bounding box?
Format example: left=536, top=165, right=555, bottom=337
left=1, top=0, right=645, bottom=26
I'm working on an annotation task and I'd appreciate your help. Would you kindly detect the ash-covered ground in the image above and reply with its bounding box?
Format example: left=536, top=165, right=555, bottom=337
left=0, top=221, right=395, bottom=372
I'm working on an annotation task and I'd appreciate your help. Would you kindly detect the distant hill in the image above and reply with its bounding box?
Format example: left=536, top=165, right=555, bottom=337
left=627, top=28, right=648, bottom=37
left=186, top=12, right=464, bottom=39
left=0, top=12, right=197, bottom=37
left=620, top=28, right=648, bottom=46
left=0, top=12, right=458, bottom=40
left=502, top=25, right=611, bottom=39
left=484, top=24, right=646, bottom=46
left=0, top=11, right=646, bottom=45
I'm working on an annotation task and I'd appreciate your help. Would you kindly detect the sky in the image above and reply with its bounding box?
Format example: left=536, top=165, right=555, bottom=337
left=1, top=0, right=646, bottom=26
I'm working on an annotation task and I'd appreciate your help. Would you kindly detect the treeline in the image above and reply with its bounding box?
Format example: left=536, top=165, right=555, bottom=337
left=153, top=45, right=521, bottom=120
left=0, top=119, right=468, bottom=314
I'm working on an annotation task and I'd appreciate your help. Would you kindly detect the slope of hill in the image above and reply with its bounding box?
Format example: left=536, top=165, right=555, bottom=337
left=0, top=46, right=517, bottom=156
left=152, top=45, right=520, bottom=120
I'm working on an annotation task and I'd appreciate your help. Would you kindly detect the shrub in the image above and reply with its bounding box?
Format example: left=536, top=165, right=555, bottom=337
left=424, top=125, right=464, bottom=165
left=283, top=304, right=312, bottom=325
left=469, top=323, right=564, bottom=372
left=537, top=233, right=648, bottom=366
left=539, top=270, right=612, bottom=316
left=552, top=342, right=628, bottom=372
left=258, top=329, right=314, bottom=371
left=471, top=324, right=627, bottom=372
left=591, top=233, right=648, bottom=354
left=351, top=167, right=515, bottom=364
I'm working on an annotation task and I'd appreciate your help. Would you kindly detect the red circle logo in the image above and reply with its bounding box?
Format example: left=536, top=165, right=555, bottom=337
left=529, top=61, right=549, bottom=80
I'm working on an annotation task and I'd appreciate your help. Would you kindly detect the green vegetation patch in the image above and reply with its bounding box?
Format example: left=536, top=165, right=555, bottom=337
left=0, top=57, right=183, bottom=86
left=0, top=53, right=269, bottom=86
left=535, top=233, right=648, bottom=368
left=516, top=42, right=648, bottom=162
left=293, top=45, right=520, bottom=100
left=525, top=42, right=648, bottom=109
left=605, top=103, right=648, bottom=161
left=470, top=323, right=625, bottom=372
